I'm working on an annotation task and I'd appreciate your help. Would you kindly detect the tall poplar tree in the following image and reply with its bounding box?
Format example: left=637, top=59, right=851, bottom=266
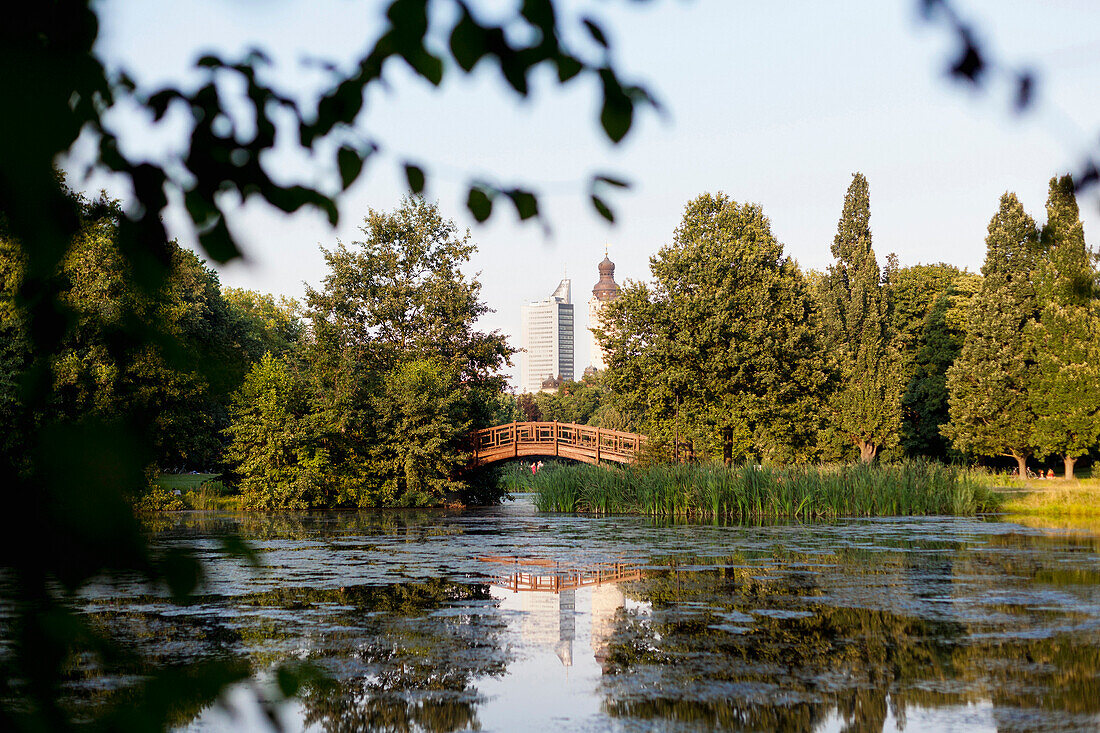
left=943, top=193, right=1041, bottom=475
left=819, top=173, right=901, bottom=462
left=1029, top=176, right=1100, bottom=478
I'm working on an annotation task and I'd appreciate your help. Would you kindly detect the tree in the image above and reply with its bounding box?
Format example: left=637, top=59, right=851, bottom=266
left=817, top=173, right=901, bottom=462
left=487, top=392, right=522, bottom=426
left=223, top=287, right=303, bottom=363
left=888, top=263, right=964, bottom=363
left=600, top=193, right=831, bottom=463
left=305, top=196, right=512, bottom=430
left=517, top=392, right=543, bottom=422
left=228, top=198, right=511, bottom=509
left=1029, top=176, right=1100, bottom=478
left=226, top=353, right=331, bottom=509
left=368, top=358, right=469, bottom=506
left=1, top=197, right=254, bottom=472
left=943, top=193, right=1041, bottom=475
left=886, top=263, right=970, bottom=459
left=534, top=372, right=611, bottom=426
left=900, top=272, right=981, bottom=459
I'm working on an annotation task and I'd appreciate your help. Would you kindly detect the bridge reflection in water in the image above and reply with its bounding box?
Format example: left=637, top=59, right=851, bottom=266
left=479, top=556, right=643, bottom=669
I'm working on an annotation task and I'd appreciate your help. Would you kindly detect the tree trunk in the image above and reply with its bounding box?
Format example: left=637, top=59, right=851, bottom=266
left=722, top=427, right=733, bottom=467
left=857, top=440, right=877, bottom=464
left=1013, top=454, right=1028, bottom=478
left=1064, top=455, right=1077, bottom=480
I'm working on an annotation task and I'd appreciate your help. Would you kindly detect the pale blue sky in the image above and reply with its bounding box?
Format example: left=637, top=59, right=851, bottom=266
left=79, top=1, right=1100, bottom=385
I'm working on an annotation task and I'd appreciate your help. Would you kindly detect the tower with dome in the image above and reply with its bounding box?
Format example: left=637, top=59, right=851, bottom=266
left=587, top=251, right=621, bottom=373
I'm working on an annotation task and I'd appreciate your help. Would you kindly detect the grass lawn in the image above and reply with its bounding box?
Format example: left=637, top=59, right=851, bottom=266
left=156, top=473, right=221, bottom=491
left=1000, top=482, right=1100, bottom=518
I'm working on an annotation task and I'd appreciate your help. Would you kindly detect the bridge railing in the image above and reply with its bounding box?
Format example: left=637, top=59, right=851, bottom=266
left=472, top=421, right=644, bottom=464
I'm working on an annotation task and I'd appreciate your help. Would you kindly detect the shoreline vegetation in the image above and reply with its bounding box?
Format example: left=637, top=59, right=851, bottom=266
left=151, top=461, right=1100, bottom=530
left=530, top=461, right=1002, bottom=519
left=152, top=461, right=1100, bottom=523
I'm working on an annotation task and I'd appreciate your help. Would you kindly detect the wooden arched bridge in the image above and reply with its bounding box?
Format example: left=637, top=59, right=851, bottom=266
left=471, top=422, right=645, bottom=466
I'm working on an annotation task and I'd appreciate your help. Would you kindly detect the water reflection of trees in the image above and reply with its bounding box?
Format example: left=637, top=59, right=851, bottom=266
left=602, top=539, right=1100, bottom=732
left=290, top=580, right=507, bottom=733
left=76, top=578, right=505, bottom=732
left=144, top=509, right=467, bottom=541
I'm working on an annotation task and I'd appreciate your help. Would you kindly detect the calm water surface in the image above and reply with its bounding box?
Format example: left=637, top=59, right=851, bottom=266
left=78, top=496, right=1100, bottom=732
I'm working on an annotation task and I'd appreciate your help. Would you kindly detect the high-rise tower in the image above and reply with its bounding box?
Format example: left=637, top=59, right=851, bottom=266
left=587, top=253, right=621, bottom=372
left=520, top=278, right=574, bottom=393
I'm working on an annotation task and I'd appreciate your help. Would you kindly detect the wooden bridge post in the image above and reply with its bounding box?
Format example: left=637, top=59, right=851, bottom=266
left=595, top=427, right=601, bottom=464
left=512, top=421, right=517, bottom=458
left=554, top=420, right=559, bottom=457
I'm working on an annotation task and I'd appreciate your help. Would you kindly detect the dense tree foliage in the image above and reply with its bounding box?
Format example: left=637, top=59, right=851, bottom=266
left=225, top=198, right=511, bottom=509
left=888, top=263, right=964, bottom=367
left=599, top=193, right=831, bottom=463
left=899, top=271, right=981, bottom=459
left=224, top=353, right=325, bottom=509
left=529, top=372, right=631, bottom=431
left=0, top=197, right=270, bottom=473
left=816, top=174, right=902, bottom=463
left=1028, top=176, right=1100, bottom=478
left=943, top=193, right=1042, bottom=476
left=222, top=287, right=303, bottom=363
left=560, top=177, right=1098, bottom=475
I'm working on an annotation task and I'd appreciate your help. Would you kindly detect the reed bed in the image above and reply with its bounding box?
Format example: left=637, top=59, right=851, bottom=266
left=531, top=461, right=1000, bottom=518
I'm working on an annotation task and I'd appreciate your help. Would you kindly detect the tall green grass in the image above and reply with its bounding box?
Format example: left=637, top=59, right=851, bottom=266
left=532, top=461, right=1001, bottom=518
left=182, top=480, right=242, bottom=511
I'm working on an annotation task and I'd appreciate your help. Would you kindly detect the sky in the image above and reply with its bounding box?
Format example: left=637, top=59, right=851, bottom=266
left=78, top=0, right=1100, bottom=387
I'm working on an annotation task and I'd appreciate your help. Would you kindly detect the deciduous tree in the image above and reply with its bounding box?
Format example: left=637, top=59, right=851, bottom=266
left=600, top=193, right=831, bottom=463
left=228, top=198, right=511, bottom=508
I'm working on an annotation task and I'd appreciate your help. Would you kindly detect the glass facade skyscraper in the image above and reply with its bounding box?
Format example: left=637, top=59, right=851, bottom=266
left=520, top=278, right=574, bottom=393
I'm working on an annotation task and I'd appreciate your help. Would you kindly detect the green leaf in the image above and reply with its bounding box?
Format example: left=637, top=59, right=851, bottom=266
left=591, top=194, right=614, bottom=223
left=450, top=10, right=485, bottom=72
left=467, top=186, right=494, bottom=222
left=337, top=146, right=363, bottom=190
left=276, top=665, right=302, bottom=697
left=407, top=48, right=444, bottom=86
left=159, top=547, right=203, bottom=601
left=599, top=69, right=633, bottom=143
left=506, top=189, right=539, bottom=220
left=556, top=54, right=583, bottom=83
left=499, top=51, right=530, bottom=96
left=521, top=0, right=555, bottom=32
left=405, top=163, right=425, bottom=194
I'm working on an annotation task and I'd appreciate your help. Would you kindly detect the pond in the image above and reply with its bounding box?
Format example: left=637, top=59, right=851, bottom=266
left=77, top=496, right=1100, bottom=732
